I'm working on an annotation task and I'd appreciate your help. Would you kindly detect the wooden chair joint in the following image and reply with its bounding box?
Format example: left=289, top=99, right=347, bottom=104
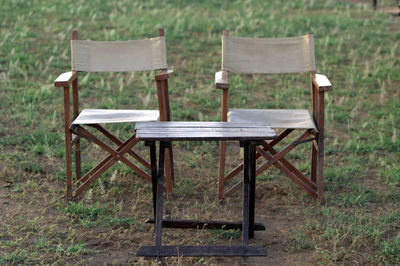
left=71, top=134, right=80, bottom=144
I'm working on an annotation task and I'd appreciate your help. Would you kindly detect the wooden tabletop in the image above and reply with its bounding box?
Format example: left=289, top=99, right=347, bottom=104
left=135, top=121, right=276, bottom=141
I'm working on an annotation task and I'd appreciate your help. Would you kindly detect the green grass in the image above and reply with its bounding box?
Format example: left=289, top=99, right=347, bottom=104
left=378, top=236, right=400, bottom=264
left=210, top=228, right=241, bottom=241
left=1, top=0, right=399, bottom=264
left=0, top=251, right=27, bottom=264
left=59, top=201, right=135, bottom=228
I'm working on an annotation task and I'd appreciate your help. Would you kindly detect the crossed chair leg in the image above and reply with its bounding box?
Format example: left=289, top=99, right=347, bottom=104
left=66, top=124, right=173, bottom=200
left=219, top=129, right=321, bottom=199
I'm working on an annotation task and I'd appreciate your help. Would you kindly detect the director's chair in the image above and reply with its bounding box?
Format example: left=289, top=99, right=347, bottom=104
left=54, top=29, right=174, bottom=200
left=216, top=31, right=332, bottom=200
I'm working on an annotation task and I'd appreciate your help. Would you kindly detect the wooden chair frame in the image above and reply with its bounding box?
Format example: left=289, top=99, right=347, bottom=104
left=54, top=29, right=174, bottom=201
left=216, top=30, right=332, bottom=200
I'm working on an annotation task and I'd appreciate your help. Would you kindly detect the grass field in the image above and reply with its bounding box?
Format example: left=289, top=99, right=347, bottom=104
left=1, top=0, right=399, bottom=264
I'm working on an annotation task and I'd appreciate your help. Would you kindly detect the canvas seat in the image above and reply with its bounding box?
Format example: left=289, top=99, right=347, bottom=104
left=228, top=109, right=317, bottom=130
left=72, top=109, right=160, bottom=125
left=216, top=30, right=332, bottom=200
left=54, top=29, right=174, bottom=201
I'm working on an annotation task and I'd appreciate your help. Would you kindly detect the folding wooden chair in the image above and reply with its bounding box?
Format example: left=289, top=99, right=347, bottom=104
left=216, top=31, right=332, bottom=200
left=54, top=29, right=174, bottom=201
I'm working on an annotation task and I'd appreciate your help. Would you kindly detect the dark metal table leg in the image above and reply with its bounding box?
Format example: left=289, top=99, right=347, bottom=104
left=242, top=141, right=250, bottom=264
left=149, top=141, right=157, bottom=219
left=155, top=141, right=166, bottom=256
left=249, top=142, right=256, bottom=239
left=242, top=141, right=249, bottom=247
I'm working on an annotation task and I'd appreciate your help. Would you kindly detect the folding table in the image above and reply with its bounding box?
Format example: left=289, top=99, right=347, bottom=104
left=135, top=122, right=276, bottom=258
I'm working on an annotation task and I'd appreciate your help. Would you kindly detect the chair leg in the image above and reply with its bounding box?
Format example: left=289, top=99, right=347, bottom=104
left=65, top=130, right=73, bottom=201
left=317, top=137, right=324, bottom=200
left=63, top=86, right=73, bottom=201
left=218, top=140, right=227, bottom=199
left=316, top=89, right=325, bottom=200
left=311, top=142, right=317, bottom=183
left=317, top=156, right=324, bottom=199
left=75, top=138, right=81, bottom=181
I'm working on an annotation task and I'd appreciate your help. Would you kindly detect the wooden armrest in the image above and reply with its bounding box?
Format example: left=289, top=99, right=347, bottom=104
left=215, top=71, right=229, bottom=89
left=54, top=71, right=77, bottom=87
left=312, top=74, right=332, bottom=91
left=155, top=69, right=173, bottom=81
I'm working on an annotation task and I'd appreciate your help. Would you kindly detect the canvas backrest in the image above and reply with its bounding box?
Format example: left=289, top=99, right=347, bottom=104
left=222, top=34, right=316, bottom=74
left=71, top=37, right=167, bottom=72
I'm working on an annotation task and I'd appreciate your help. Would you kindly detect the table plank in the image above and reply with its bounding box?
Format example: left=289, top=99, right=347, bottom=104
left=136, top=132, right=275, bottom=141
left=135, top=122, right=276, bottom=141
left=137, top=128, right=273, bottom=133
left=135, top=121, right=271, bottom=129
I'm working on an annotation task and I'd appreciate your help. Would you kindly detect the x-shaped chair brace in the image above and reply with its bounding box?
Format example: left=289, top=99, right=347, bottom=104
left=222, top=128, right=318, bottom=199
left=70, top=124, right=164, bottom=199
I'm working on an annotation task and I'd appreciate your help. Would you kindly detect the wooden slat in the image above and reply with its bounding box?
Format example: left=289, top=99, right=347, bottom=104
left=136, top=245, right=267, bottom=257
left=137, top=128, right=274, bottom=133
left=136, top=122, right=276, bottom=141
left=136, top=131, right=276, bottom=141
left=136, top=130, right=276, bottom=139
left=224, top=180, right=243, bottom=198
left=145, top=218, right=266, bottom=231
